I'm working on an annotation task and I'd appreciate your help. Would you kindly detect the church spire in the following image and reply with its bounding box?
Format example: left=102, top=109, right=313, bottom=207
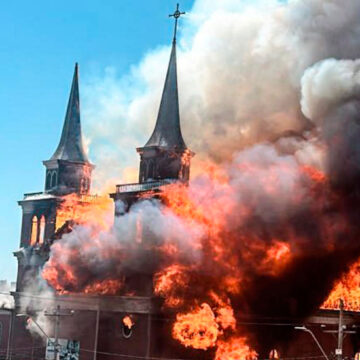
left=51, top=63, right=88, bottom=162
left=137, top=4, right=193, bottom=184
left=143, top=4, right=186, bottom=149
left=43, top=63, right=93, bottom=195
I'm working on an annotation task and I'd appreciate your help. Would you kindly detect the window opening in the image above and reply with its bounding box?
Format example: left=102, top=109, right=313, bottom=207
left=30, top=216, right=38, bottom=245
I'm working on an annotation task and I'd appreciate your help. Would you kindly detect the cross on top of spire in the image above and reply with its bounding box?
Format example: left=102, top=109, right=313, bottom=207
left=169, top=3, right=185, bottom=43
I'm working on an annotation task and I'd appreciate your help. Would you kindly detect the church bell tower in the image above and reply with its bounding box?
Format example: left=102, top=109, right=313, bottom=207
left=15, top=63, right=93, bottom=292
left=43, top=63, right=93, bottom=196
left=137, top=12, right=193, bottom=184
left=111, top=5, right=194, bottom=213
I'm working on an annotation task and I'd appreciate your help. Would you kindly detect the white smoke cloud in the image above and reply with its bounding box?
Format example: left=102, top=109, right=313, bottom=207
left=19, top=265, right=57, bottom=338
left=0, top=281, right=14, bottom=309
left=301, top=58, right=360, bottom=121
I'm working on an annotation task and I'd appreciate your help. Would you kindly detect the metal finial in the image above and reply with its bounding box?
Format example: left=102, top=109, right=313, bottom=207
left=169, top=3, right=185, bottom=43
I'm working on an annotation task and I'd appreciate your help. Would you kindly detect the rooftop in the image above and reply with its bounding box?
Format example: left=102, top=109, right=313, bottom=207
left=22, top=192, right=57, bottom=201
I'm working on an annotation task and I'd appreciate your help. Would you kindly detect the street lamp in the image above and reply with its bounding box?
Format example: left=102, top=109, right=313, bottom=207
left=295, top=326, right=330, bottom=360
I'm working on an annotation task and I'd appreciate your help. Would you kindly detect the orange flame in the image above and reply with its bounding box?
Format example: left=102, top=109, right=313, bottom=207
left=83, top=279, right=124, bottom=295
left=172, top=303, right=219, bottom=350
left=215, top=337, right=258, bottom=360
left=123, top=315, right=134, bottom=328
left=322, top=258, right=360, bottom=311
left=154, top=264, right=190, bottom=308
left=209, top=291, right=236, bottom=332
left=42, top=193, right=116, bottom=294
left=260, top=241, right=291, bottom=276
left=56, top=194, right=113, bottom=231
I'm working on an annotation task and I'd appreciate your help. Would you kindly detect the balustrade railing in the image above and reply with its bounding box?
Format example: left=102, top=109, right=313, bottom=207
left=116, top=179, right=177, bottom=193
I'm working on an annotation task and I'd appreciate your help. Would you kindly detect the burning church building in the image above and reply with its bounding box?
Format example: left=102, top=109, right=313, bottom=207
left=6, top=3, right=360, bottom=360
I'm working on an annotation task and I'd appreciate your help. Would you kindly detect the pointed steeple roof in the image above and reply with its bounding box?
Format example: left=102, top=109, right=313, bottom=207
left=51, top=63, right=89, bottom=162
left=143, top=40, right=186, bottom=149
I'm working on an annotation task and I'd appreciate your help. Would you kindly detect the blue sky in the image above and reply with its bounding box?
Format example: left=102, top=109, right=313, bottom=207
left=0, top=0, right=195, bottom=281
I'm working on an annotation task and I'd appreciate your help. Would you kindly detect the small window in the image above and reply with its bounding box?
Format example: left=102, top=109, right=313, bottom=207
left=140, top=161, right=146, bottom=182
left=122, top=316, right=133, bottom=338
left=51, top=171, right=57, bottom=188
left=30, top=216, right=38, bottom=245
left=46, top=172, right=52, bottom=189
left=147, top=161, right=154, bottom=180
left=39, top=216, right=46, bottom=244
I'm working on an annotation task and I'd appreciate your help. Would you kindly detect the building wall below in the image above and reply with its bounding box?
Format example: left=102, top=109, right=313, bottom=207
left=0, top=310, right=12, bottom=360
left=7, top=305, right=360, bottom=360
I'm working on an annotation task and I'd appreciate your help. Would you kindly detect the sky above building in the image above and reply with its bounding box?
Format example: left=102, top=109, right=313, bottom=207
left=0, top=0, right=196, bottom=281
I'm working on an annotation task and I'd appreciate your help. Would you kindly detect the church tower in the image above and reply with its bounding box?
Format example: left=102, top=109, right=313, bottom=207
left=43, top=63, right=93, bottom=196
left=112, top=6, right=193, bottom=211
left=137, top=34, right=193, bottom=183
left=15, top=64, right=93, bottom=291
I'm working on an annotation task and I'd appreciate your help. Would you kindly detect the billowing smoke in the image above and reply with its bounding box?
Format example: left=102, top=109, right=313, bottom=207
left=301, top=58, right=360, bottom=187
left=83, top=0, right=360, bottom=184
left=37, top=0, right=360, bottom=357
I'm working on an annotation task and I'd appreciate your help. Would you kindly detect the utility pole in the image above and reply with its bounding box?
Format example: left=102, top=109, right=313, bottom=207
left=322, top=299, right=356, bottom=360
left=336, top=299, right=344, bottom=360
left=45, top=305, right=74, bottom=360
left=54, top=305, right=60, bottom=360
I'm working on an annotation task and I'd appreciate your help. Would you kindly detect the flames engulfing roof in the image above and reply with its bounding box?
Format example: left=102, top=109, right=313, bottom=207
left=143, top=41, right=187, bottom=149
left=51, top=63, right=89, bottom=162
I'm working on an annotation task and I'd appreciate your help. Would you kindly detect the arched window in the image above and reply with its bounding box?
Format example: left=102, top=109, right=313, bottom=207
left=51, top=171, right=57, bottom=188
left=46, top=172, right=52, bottom=190
left=122, top=316, right=133, bottom=339
left=39, top=216, right=46, bottom=244
left=30, top=216, right=38, bottom=245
